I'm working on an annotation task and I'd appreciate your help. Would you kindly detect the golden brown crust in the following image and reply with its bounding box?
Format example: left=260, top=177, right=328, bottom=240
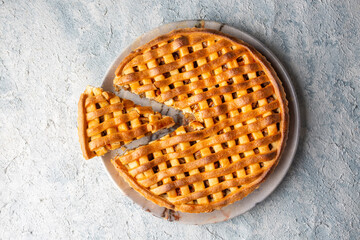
left=77, top=86, right=175, bottom=160
left=78, top=93, right=96, bottom=160
left=112, top=28, right=289, bottom=213
left=119, top=113, right=280, bottom=165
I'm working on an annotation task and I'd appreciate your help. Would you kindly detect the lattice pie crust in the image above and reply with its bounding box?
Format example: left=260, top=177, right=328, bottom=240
left=101, top=28, right=288, bottom=213
left=78, top=86, right=175, bottom=160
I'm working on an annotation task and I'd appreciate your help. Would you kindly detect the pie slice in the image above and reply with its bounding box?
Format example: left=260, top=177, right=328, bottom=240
left=112, top=28, right=289, bottom=213
left=78, top=86, right=175, bottom=160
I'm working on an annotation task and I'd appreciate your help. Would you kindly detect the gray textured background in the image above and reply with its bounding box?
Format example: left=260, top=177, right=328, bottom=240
left=1, top=0, right=359, bottom=239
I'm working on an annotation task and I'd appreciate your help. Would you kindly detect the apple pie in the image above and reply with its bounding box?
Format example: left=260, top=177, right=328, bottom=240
left=78, top=85, right=175, bottom=160
left=110, top=28, right=289, bottom=213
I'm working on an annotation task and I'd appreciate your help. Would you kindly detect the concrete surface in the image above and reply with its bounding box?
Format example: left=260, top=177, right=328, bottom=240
left=0, top=0, right=359, bottom=239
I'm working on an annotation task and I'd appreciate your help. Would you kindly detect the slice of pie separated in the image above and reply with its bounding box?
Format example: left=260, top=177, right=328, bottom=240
left=78, top=86, right=175, bottom=160
left=112, top=28, right=289, bottom=213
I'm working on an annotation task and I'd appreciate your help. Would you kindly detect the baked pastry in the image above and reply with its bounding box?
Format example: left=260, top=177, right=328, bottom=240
left=78, top=86, right=175, bottom=160
left=112, top=28, right=289, bottom=213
